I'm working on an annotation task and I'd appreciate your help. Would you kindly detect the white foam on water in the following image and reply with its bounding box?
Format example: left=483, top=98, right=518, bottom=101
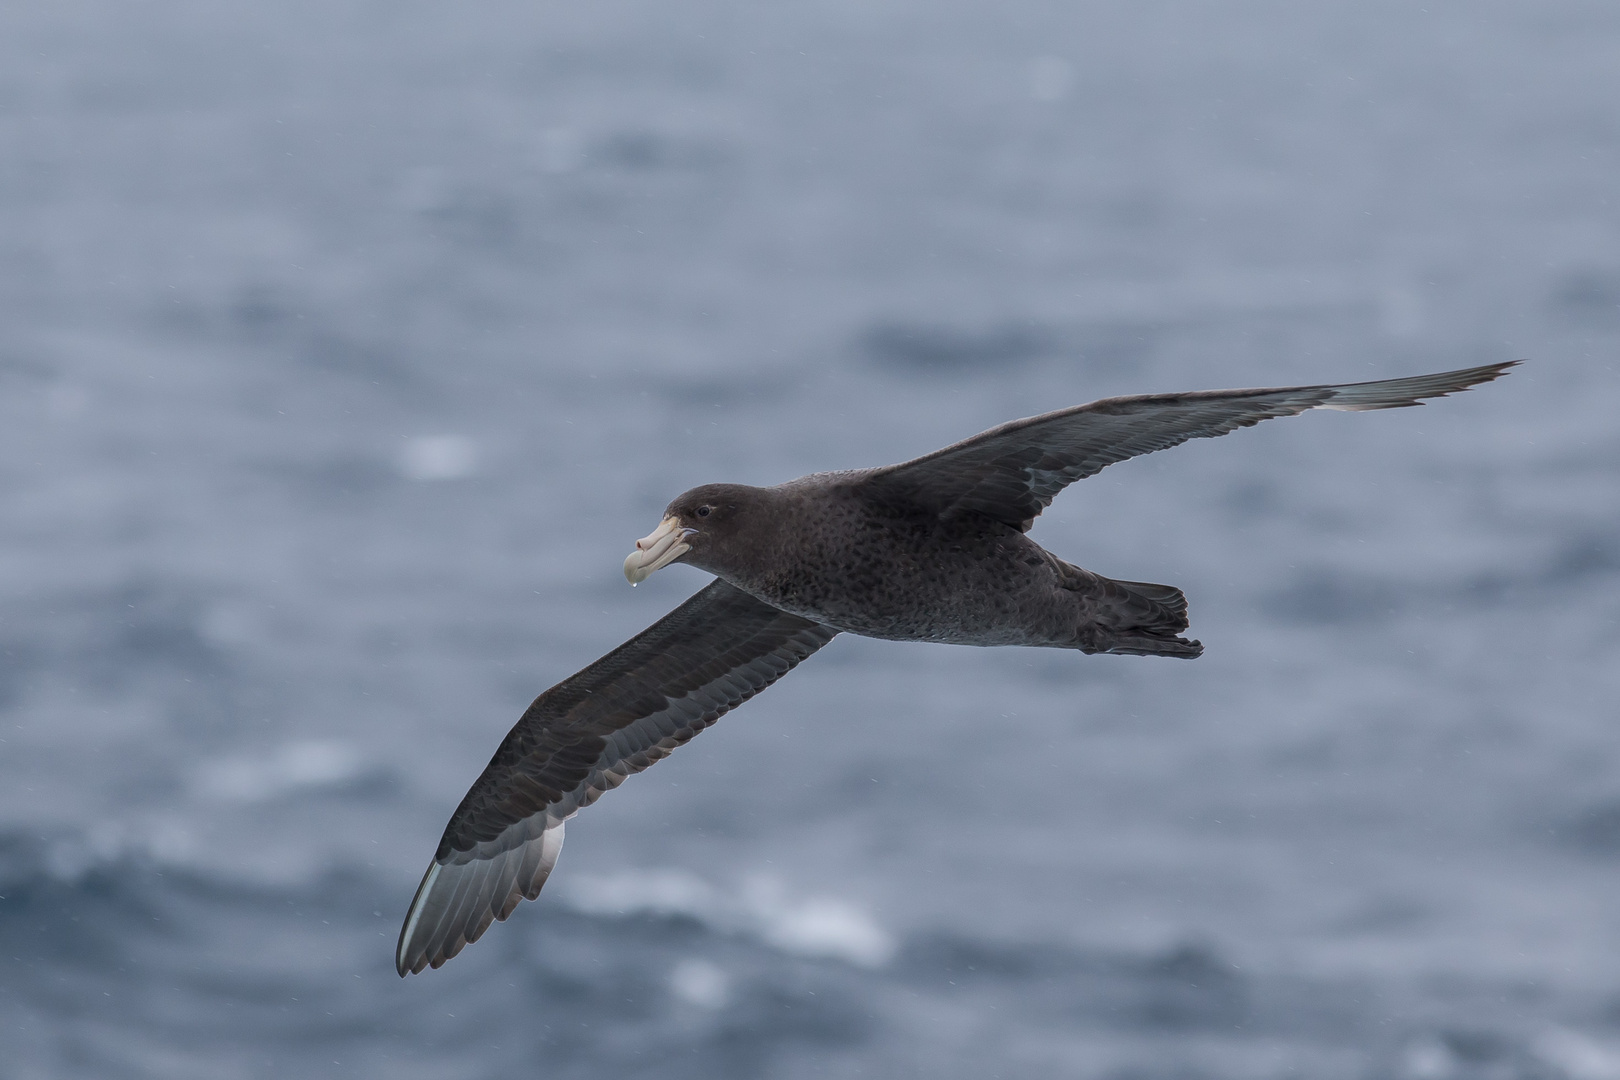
left=191, top=740, right=369, bottom=803
left=1533, top=1029, right=1620, bottom=1080
left=561, top=868, right=896, bottom=968
left=36, top=816, right=197, bottom=883
left=740, top=877, right=897, bottom=968
left=1399, top=1037, right=1458, bottom=1080
left=668, top=958, right=730, bottom=1010
left=397, top=435, right=479, bottom=481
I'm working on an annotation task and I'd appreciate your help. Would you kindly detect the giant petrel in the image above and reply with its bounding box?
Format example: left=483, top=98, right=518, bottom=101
left=395, top=361, right=1516, bottom=975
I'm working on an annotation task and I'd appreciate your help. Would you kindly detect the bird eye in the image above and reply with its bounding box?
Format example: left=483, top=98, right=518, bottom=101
left=695, top=505, right=712, bottom=518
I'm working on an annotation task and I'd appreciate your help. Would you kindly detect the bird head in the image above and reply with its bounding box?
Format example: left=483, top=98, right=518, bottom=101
left=623, top=483, right=766, bottom=584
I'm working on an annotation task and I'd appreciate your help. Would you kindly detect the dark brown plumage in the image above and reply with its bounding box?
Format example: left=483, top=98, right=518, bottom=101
left=396, top=360, right=1516, bottom=975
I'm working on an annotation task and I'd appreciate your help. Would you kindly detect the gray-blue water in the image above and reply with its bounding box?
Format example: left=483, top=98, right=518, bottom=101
left=2, top=2, right=1617, bottom=1076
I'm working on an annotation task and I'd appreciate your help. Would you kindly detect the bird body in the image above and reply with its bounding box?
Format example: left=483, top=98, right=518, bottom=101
left=664, top=477, right=1196, bottom=653
left=395, top=361, right=1517, bottom=975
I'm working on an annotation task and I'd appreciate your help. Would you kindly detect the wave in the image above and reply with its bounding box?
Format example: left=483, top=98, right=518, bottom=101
left=558, top=868, right=896, bottom=968
left=3, top=830, right=1617, bottom=1080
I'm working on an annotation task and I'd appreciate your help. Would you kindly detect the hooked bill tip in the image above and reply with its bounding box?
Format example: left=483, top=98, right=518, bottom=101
left=623, top=515, right=692, bottom=584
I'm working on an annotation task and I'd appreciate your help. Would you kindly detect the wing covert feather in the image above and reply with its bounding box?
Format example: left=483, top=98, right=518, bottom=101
left=396, top=579, right=836, bottom=975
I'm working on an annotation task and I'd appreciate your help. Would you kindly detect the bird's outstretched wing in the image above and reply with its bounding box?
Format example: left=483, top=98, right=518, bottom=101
left=396, top=579, right=837, bottom=976
left=860, top=362, right=1518, bottom=529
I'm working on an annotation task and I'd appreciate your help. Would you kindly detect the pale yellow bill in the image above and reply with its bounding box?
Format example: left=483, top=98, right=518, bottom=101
left=623, top=516, right=694, bottom=584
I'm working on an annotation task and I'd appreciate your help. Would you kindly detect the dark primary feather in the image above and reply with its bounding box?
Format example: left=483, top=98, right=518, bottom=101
left=862, top=362, right=1518, bottom=528
left=395, top=580, right=837, bottom=975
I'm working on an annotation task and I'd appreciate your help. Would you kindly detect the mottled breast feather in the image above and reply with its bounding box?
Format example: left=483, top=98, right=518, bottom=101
left=859, top=362, right=1518, bottom=528
left=395, top=580, right=837, bottom=975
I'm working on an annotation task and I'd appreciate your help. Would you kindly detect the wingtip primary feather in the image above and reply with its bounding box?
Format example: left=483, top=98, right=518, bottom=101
left=396, top=861, right=442, bottom=977
left=1317, top=360, right=1521, bottom=412
left=395, top=820, right=571, bottom=976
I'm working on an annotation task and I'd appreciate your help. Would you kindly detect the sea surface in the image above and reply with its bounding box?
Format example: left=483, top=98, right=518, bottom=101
left=2, top=1, right=1618, bottom=1076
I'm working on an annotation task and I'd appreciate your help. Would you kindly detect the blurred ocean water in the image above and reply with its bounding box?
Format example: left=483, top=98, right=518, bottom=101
left=1, top=1, right=1618, bottom=1076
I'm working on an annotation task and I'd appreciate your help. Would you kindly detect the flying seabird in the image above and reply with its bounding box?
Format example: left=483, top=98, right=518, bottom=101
left=395, top=361, right=1516, bottom=975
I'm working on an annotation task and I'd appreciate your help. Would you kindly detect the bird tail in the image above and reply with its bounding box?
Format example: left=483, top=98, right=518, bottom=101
left=1099, top=627, right=1204, bottom=659
left=1083, top=574, right=1204, bottom=659
left=1107, top=578, right=1190, bottom=628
